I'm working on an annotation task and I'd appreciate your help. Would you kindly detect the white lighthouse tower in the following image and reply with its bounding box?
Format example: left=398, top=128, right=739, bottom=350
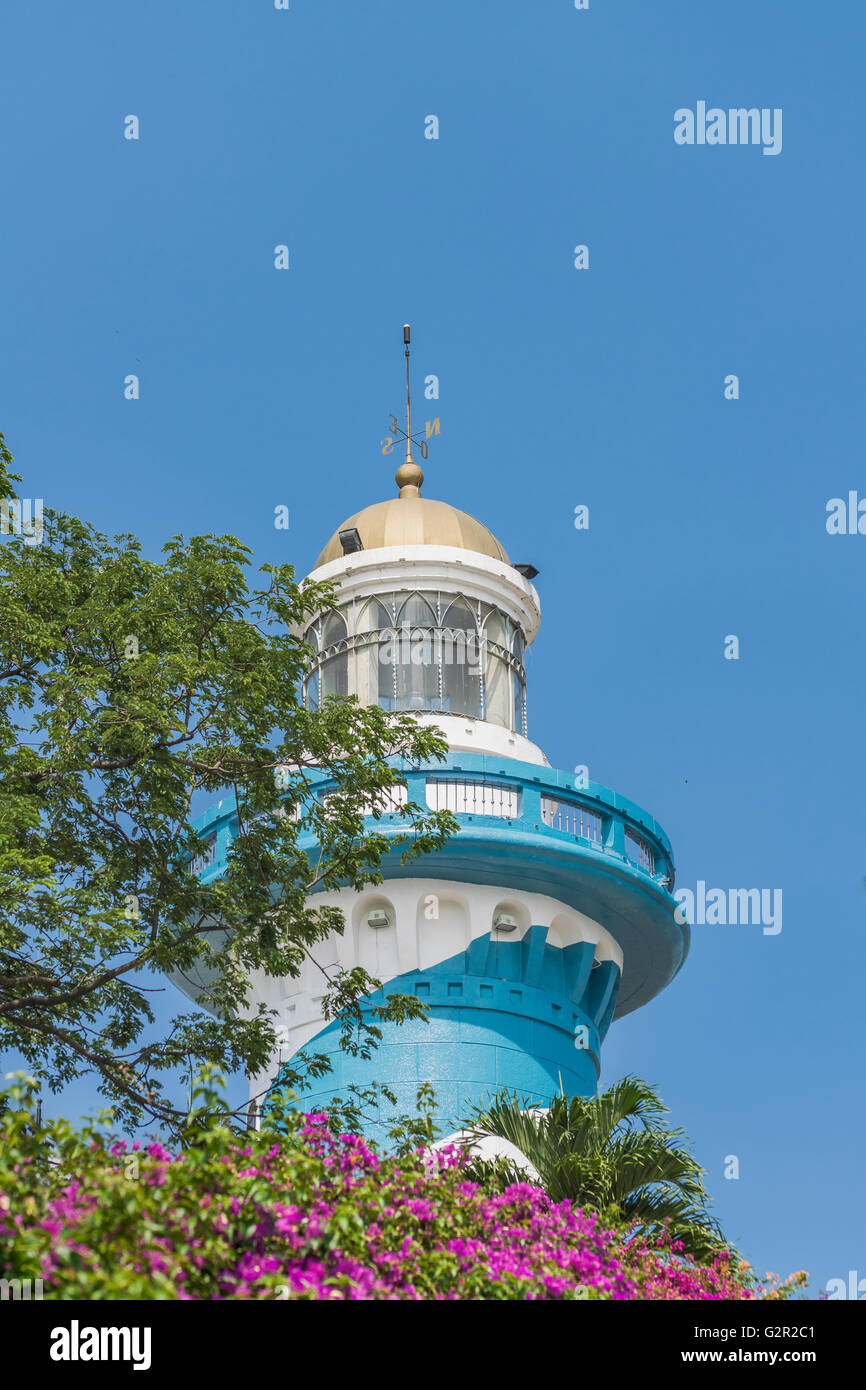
left=182, top=328, right=688, bottom=1139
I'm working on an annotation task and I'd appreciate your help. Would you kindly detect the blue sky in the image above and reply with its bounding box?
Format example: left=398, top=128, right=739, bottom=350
left=2, top=0, right=864, bottom=1297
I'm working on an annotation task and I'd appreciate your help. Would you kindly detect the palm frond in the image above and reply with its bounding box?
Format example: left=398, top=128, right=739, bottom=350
left=460, top=1077, right=729, bottom=1261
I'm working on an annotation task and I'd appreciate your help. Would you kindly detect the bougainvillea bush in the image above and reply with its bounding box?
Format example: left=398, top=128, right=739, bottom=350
left=0, top=1075, right=806, bottom=1301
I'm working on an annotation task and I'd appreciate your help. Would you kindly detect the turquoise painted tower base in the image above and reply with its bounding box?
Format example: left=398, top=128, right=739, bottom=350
left=267, top=928, right=619, bottom=1143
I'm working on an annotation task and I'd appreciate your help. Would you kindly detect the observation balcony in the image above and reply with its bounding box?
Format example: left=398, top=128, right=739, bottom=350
left=188, top=752, right=688, bottom=1019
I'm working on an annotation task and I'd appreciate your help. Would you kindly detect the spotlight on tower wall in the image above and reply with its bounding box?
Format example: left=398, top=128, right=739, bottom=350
left=339, top=528, right=364, bottom=555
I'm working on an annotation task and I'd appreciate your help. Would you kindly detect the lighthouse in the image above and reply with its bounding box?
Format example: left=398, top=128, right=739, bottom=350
left=180, top=328, right=689, bottom=1139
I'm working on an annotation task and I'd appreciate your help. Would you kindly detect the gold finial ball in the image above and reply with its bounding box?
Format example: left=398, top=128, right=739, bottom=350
left=395, top=460, right=424, bottom=496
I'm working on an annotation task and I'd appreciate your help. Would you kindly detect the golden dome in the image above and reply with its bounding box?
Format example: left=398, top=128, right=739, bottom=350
left=314, top=460, right=510, bottom=568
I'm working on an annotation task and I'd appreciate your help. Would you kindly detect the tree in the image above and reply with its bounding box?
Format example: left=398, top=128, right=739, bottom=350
left=0, top=434, right=456, bottom=1132
left=462, top=1077, right=727, bottom=1261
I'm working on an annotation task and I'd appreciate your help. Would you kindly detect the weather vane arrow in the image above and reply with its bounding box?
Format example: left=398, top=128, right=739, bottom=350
left=381, top=324, right=440, bottom=463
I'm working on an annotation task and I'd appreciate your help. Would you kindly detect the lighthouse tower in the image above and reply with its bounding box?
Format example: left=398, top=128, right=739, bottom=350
left=182, top=330, right=689, bottom=1138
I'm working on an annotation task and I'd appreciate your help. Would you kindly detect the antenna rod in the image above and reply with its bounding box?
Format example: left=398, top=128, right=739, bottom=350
left=403, top=323, right=413, bottom=465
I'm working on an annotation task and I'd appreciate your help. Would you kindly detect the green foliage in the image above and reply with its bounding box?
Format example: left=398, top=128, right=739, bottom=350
left=0, top=434, right=457, bottom=1132
left=0, top=431, right=20, bottom=500
left=463, top=1077, right=728, bottom=1261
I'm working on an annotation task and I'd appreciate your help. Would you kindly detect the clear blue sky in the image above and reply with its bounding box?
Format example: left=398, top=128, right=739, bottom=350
left=2, top=0, right=864, bottom=1298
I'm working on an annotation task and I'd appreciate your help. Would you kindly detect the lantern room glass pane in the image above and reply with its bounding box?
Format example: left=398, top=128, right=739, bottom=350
left=395, top=630, right=440, bottom=710
left=397, top=593, right=436, bottom=627
left=512, top=669, right=525, bottom=733
left=440, top=598, right=478, bottom=716
left=321, top=653, right=348, bottom=699
left=485, top=612, right=507, bottom=649
left=358, top=599, right=391, bottom=633
left=370, top=628, right=398, bottom=710
left=442, top=598, right=476, bottom=632
left=484, top=652, right=510, bottom=729
left=389, top=594, right=438, bottom=710
left=442, top=663, right=478, bottom=717
left=323, top=610, right=347, bottom=647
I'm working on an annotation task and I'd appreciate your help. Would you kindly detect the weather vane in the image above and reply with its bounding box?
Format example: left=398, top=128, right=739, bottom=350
left=381, top=324, right=440, bottom=465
